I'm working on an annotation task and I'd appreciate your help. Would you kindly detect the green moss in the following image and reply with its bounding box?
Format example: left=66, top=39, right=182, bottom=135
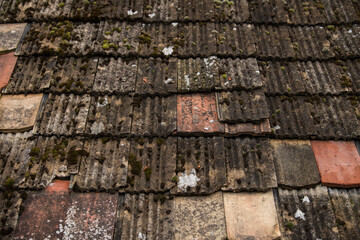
left=101, top=137, right=110, bottom=144
left=102, top=43, right=110, bottom=50
left=58, top=3, right=65, bottom=7
left=340, top=75, right=352, bottom=87
left=29, top=147, right=40, bottom=157
left=327, top=25, right=336, bottom=31
left=138, top=32, right=152, bottom=45
left=171, top=175, right=178, bottom=183
left=145, top=5, right=152, bottom=10
left=128, top=153, right=142, bottom=175
left=285, top=221, right=294, bottom=230
left=4, top=177, right=14, bottom=188
left=156, top=138, right=165, bottom=146
left=144, top=167, right=152, bottom=181
left=222, top=74, right=227, bottom=79
left=281, top=66, right=285, bottom=71
left=59, top=78, right=74, bottom=90
left=67, top=146, right=79, bottom=165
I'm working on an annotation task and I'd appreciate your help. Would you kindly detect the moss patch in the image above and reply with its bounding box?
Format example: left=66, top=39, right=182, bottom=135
left=128, top=153, right=142, bottom=175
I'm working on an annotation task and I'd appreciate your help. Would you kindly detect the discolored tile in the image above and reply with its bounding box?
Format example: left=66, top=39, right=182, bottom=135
left=0, top=52, right=17, bottom=90
left=0, top=23, right=27, bottom=53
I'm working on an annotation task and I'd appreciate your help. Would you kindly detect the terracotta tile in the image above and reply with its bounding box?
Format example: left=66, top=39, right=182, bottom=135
left=223, top=191, right=281, bottom=240
left=271, top=140, right=321, bottom=188
left=0, top=23, right=27, bottom=53
left=312, top=141, right=360, bottom=187
left=46, top=179, right=70, bottom=192
left=0, top=94, right=43, bottom=132
left=174, top=192, right=227, bottom=240
left=177, top=93, right=224, bottom=133
left=0, top=52, right=18, bottom=90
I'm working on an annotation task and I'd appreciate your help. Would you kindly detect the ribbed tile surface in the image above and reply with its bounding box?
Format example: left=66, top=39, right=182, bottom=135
left=94, top=57, right=137, bottom=94
left=276, top=186, right=339, bottom=240
left=172, top=137, right=226, bottom=195
left=328, top=188, right=360, bottom=240
left=223, top=138, right=277, bottom=191
left=34, top=93, right=91, bottom=136
left=216, top=90, right=269, bottom=123
left=177, top=0, right=214, bottom=21
left=136, top=57, right=177, bottom=95
left=0, top=191, right=23, bottom=240
left=268, top=95, right=360, bottom=139
left=131, top=95, right=177, bottom=136
left=143, top=0, right=178, bottom=22
left=73, top=138, right=129, bottom=191
left=125, top=137, right=177, bottom=192
left=84, top=95, right=133, bottom=136
left=114, top=193, right=175, bottom=240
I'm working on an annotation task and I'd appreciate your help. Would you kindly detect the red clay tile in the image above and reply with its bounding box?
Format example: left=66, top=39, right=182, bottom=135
left=177, top=93, right=224, bottom=133
left=312, top=141, right=360, bottom=187
left=0, top=52, right=17, bottom=90
left=46, top=179, right=70, bottom=192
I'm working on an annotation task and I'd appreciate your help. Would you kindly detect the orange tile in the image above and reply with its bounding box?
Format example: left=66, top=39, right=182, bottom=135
left=0, top=52, right=17, bottom=90
left=45, top=179, right=70, bottom=192
left=312, top=141, right=360, bottom=187
left=177, top=93, right=224, bottom=133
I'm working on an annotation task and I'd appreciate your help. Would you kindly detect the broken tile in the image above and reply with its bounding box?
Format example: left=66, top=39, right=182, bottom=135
left=136, top=57, right=177, bottom=95
left=125, top=137, right=177, bottom=192
left=114, top=193, right=175, bottom=239
left=73, top=138, right=129, bottom=191
left=223, top=138, right=277, bottom=191
left=328, top=188, right=360, bottom=240
left=276, top=185, right=340, bottom=240
left=177, top=93, right=224, bottom=134
left=0, top=52, right=17, bottom=90
left=174, top=192, right=227, bottom=240
left=0, top=23, right=27, bottom=53
left=271, top=140, right=321, bottom=188
left=13, top=180, right=71, bottom=240
left=94, top=57, right=137, bottom=94
left=312, top=141, right=360, bottom=187
left=216, top=90, right=269, bottom=123
left=85, top=95, right=133, bottom=136
left=224, top=191, right=281, bottom=240
left=131, top=95, right=177, bottom=136
left=172, top=137, right=226, bottom=195
left=0, top=94, right=43, bottom=133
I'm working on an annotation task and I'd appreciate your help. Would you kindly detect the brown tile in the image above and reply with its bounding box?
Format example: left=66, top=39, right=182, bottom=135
left=0, top=94, right=43, bottom=133
left=312, top=141, right=360, bottom=187
left=0, top=52, right=17, bottom=90
left=174, top=192, right=227, bottom=240
left=224, top=191, right=281, bottom=240
left=224, top=119, right=271, bottom=136
left=0, top=23, right=27, bottom=53
left=177, top=93, right=224, bottom=134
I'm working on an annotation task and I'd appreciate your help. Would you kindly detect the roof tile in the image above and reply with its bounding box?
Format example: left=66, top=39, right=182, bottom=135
left=0, top=23, right=27, bottom=54
left=0, top=52, right=18, bottom=91
left=0, top=191, right=23, bottom=240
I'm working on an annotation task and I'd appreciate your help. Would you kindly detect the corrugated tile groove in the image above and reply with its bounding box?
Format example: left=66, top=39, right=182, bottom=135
left=275, top=185, right=340, bottom=239
left=0, top=191, right=23, bottom=240
left=84, top=95, right=133, bottom=136
left=34, top=93, right=91, bottom=136
left=328, top=188, right=360, bottom=240
left=222, top=137, right=277, bottom=191
left=267, top=95, right=360, bottom=139
left=94, top=57, right=137, bottom=94
left=171, top=137, right=226, bottom=195
left=125, top=137, right=177, bottom=193
left=213, top=0, right=250, bottom=23
left=131, top=95, right=177, bottom=136
left=72, top=138, right=129, bottom=191
left=20, top=136, right=87, bottom=189
left=0, top=132, right=35, bottom=189
left=216, top=89, right=269, bottom=123
left=136, top=57, right=177, bottom=96
left=114, top=193, right=175, bottom=240
left=177, top=0, right=214, bottom=22
left=260, top=60, right=359, bottom=95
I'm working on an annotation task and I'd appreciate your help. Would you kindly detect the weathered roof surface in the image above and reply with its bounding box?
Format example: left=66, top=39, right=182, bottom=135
left=1, top=0, right=360, bottom=239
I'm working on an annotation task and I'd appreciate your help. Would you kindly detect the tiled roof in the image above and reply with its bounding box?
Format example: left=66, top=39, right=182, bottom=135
left=1, top=1, right=360, bottom=239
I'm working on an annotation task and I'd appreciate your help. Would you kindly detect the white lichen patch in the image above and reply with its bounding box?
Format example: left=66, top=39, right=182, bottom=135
left=162, top=46, right=174, bottom=56
left=138, top=233, right=147, bottom=240
left=96, top=96, right=108, bottom=108
left=172, top=22, right=178, bottom=27
left=295, top=209, right=306, bottom=220
left=91, top=121, right=105, bottom=135
left=302, top=196, right=310, bottom=204
left=178, top=168, right=200, bottom=192
left=148, top=13, right=156, bottom=18
left=127, top=10, right=138, bottom=15
left=164, top=78, right=174, bottom=84
left=184, top=75, right=190, bottom=89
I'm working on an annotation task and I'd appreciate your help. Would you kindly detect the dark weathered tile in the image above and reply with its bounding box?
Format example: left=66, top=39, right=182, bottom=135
left=0, top=191, right=23, bottom=240
left=172, top=137, right=226, bottom=195
left=312, top=141, right=360, bottom=187
left=271, top=140, right=321, bottom=188
left=85, top=95, right=133, bottom=136
left=125, top=137, right=177, bottom=192
left=223, top=138, right=277, bottom=191
left=131, top=95, right=177, bottom=136
left=0, top=94, right=43, bottom=133
left=143, top=0, right=178, bottom=22
left=276, top=186, right=340, bottom=240
left=177, top=0, right=214, bottom=21
left=213, top=0, right=250, bottom=22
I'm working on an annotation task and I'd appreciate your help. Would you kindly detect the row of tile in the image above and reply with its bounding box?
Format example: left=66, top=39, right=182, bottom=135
left=1, top=184, right=360, bottom=239
left=1, top=133, right=360, bottom=192
left=5, top=56, right=360, bottom=96
left=1, top=0, right=359, bottom=25
left=18, top=21, right=360, bottom=59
